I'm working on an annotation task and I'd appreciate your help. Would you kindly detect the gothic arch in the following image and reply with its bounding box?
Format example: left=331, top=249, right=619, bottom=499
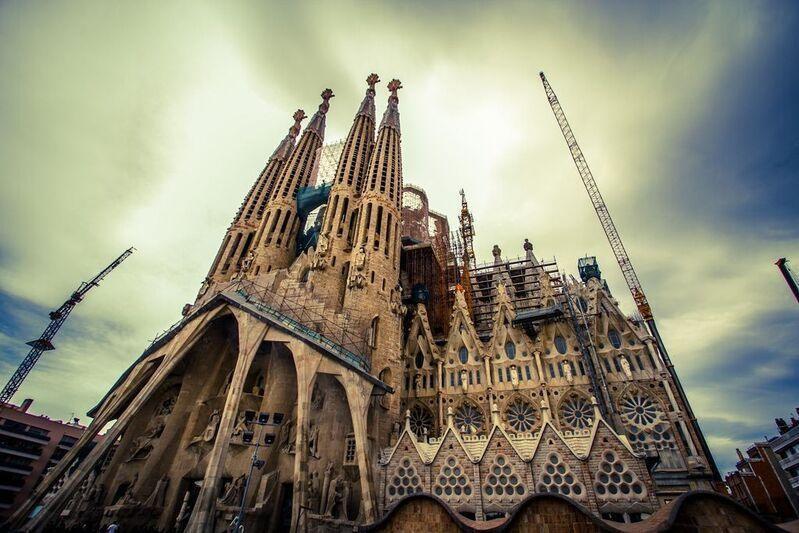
left=615, top=385, right=677, bottom=456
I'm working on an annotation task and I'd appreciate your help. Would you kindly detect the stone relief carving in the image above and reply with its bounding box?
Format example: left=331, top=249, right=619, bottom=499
left=142, top=475, right=169, bottom=508
left=510, top=365, right=519, bottom=387
left=563, top=361, right=573, bottom=383
left=218, top=474, right=246, bottom=506
left=311, top=382, right=326, bottom=410
left=308, top=420, right=320, bottom=459
left=620, top=356, right=633, bottom=380
left=390, top=285, right=406, bottom=315
left=188, top=409, right=220, bottom=448
left=174, top=491, right=193, bottom=532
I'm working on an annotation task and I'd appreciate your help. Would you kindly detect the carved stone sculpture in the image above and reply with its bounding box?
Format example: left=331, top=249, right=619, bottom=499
left=510, top=365, right=519, bottom=387
left=563, top=362, right=573, bottom=383
left=620, top=356, right=633, bottom=380
left=323, top=475, right=342, bottom=517
left=142, top=475, right=169, bottom=508
left=308, top=420, right=320, bottom=459
left=218, top=474, right=246, bottom=506
left=188, top=409, right=220, bottom=447
left=174, top=491, right=192, bottom=532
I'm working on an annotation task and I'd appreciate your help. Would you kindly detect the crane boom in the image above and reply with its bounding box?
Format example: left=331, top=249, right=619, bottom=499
left=539, top=72, right=720, bottom=480
left=539, top=72, right=652, bottom=320
left=0, top=247, right=134, bottom=405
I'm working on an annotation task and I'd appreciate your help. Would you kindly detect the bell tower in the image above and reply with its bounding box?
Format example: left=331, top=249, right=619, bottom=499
left=250, top=89, right=334, bottom=278
left=343, top=79, right=404, bottom=423
left=311, top=74, right=379, bottom=308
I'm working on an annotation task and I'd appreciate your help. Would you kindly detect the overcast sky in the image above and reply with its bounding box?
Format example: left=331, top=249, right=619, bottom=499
left=1, top=1, right=797, bottom=475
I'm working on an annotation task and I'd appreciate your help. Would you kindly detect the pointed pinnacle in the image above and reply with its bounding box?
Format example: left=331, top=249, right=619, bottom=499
left=290, top=109, right=307, bottom=138
left=387, top=79, right=402, bottom=99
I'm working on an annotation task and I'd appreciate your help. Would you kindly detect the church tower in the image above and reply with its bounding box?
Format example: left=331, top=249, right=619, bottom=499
left=311, top=74, right=379, bottom=308
left=343, top=79, right=404, bottom=427
left=202, top=110, right=305, bottom=290
left=251, top=89, right=334, bottom=278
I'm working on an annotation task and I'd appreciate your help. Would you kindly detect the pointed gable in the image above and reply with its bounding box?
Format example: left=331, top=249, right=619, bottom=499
left=406, top=303, right=441, bottom=362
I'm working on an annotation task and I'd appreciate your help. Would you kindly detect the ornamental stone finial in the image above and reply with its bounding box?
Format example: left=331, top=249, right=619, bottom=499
left=367, top=73, right=380, bottom=93
left=319, top=89, right=334, bottom=113
left=290, top=109, right=307, bottom=137
left=387, top=78, right=402, bottom=100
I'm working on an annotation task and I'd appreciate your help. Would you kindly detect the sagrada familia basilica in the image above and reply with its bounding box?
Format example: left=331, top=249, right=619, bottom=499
left=9, top=75, right=774, bottom=532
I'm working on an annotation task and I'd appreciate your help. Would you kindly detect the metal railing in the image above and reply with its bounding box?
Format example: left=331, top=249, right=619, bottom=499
left=145, top=279, right=373, bottom=373
left=229, top=279, right=372, bottom=372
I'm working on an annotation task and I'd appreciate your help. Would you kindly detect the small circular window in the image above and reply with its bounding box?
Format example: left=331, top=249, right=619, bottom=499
left=505, top=342, right=516, bottom=360
left=459, top=347, right=469, bottom=364
left=608, top=329, right=622, bottom=349
left=554, top=335, right=567, bottom=354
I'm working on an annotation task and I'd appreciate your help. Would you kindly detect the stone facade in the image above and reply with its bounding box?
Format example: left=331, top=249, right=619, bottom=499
left=11, top=75, right=718, bottom=532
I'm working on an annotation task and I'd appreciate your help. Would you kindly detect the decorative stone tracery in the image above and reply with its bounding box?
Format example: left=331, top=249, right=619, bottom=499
left=593, top=450, right=647, bottom=501
left=388, top=457, right=423, bottom=499
left=559, top=393, right=594, bottom=430
left=536, top=452, right=586, bottom=500
left=433, top=456, right=473, bottom=500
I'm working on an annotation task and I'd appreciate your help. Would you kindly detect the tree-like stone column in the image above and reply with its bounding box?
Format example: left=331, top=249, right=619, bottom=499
left=186, top=311, right=269, bottom=532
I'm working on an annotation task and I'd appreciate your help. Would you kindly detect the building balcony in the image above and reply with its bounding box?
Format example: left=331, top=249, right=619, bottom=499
left=0, top=427, right=50, bottom=444
left=0, top=463, right=33, bottom=475
left=771, top=425, right=799, bottom=453
left=780, top=453, right=799, bottom=471
left=0, top=445, right=41, bottom=460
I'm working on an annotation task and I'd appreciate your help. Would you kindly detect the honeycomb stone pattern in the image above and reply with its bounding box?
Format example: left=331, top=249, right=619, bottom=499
left=536, top=452, right=586, bottom=500
left=593, top=450, right=647, bottom=501
left=388, top=457, right=423, bottom=499
left=483, top=454, right=525, bottom=502
left=433, top=455, right=473, bottom=500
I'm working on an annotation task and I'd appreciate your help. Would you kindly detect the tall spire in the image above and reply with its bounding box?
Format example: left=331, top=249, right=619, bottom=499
left=250, top=89, right=334, bottom=275
left=201, top=109, right=307, bottom=293
left=270, top=109, right=306, bottom=161
left=305, top=88, right=335, bottom=139
left=379, top=78, right=402, bottom=132
left=310, top=74, right=380, bottom=308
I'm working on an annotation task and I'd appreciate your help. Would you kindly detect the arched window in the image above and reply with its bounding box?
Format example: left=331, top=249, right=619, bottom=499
left=505, top=342, right=516, bottom=360
left=554, top=335, right=567, bottom=354
left=414, top=351, right=424, bottom=369
left=458, top=347, right=469, bottom=364
left=608, top=329, right=622, bottom=349
left=368, top=316, right=379, bottom=348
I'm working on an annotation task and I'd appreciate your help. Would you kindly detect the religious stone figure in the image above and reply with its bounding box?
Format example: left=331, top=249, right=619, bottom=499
left=510, top=365, right=519, bottom=387
left=413, top=373, right=422, bottom=391
left=323, top=475, right=343, bottom=518
left=620, top=356, right=633, bottom=380
left=563, top=362, right=573, bottom=383
left=126, top=414, right=166, bottom=462
left=308, top=420, right=320, bottom=459
left=460, top=369, right=469, bottom=393
left=340, top=478, right=351, bottom=521
left=311, top=383, right=325, bottom=410
left=218, top=474, right=246, bottom=506
left=279, top=413, right=297, bottom=454
left=354, top=245, right=367, bottom=271
left=319, top=462, right=334, bottom=513
left=188, top=409, right=220, bottom=447
left=307, top=471, right=320, bottom=513
left=390, top=285, right=406, bottom=315
left=120, top=474, right=141, bottom=507
left=174, top=491, right=193, bottom=533
left=241, top=249, right=255, bottom=273
left=142, top=475, right=169, bottom=508
left=232, top=412, right=249, bottom=439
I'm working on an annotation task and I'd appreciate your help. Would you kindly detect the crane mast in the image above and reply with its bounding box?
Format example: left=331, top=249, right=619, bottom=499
left=0, top=247, right=134, bottom=406
left=539, top=72, right=720, bottom=480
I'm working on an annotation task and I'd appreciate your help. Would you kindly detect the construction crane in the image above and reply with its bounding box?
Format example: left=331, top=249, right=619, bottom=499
left=776, top=258, right=799, bottom=303
left=539, top=71, right=720, bottom=479
left=0, top=247, right=134, bottom=405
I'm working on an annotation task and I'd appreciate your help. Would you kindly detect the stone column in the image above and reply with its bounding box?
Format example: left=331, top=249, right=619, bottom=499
left=482, top=355, right=493, bottom=387
left=644, top=339, right=663, bottom=371
left=290, top=343, right=316, bottom=533
left=436, top=360, right=444, bottom=434
left=187, top=311, right=269, bottom=533
left=341, top=372, right=377, bottom=523
left=15, top=309, right=221, bottom=531
left=533, top=350, right=545, bottom=382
